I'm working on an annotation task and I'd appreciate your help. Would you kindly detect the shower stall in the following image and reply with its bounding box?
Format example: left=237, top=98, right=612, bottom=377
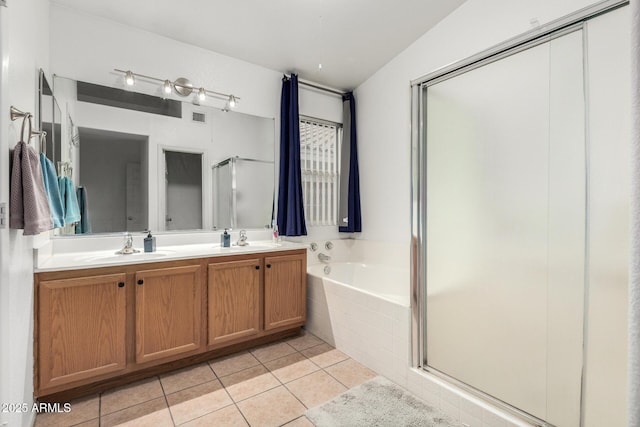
left=212, top=156, right=274, bottom=230
left=411, top=3, right=629, bottom=426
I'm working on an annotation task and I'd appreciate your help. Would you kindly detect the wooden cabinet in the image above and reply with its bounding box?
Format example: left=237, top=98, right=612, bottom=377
left=38, top=273, right=127, bottom=390
left=34, top=248, right=306, bottom=399
left=264, top=253, right=306, bottom=330
left=135, top=265, right=202, bottom=364
left=208, top=259, right=261, bottom=347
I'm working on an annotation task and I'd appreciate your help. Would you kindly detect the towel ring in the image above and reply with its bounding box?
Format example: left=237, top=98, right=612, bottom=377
left=20, top=114, right=33, bottom=143
left=39, top=131, right=47, bottom=154
left=10, top=106, right=45, bottom=144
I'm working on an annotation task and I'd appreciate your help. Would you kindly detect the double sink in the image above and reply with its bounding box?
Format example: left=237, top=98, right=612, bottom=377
left=72, top=242, right=283, bottom=265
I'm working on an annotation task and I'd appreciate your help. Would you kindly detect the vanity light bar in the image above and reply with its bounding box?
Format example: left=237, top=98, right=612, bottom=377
left=113, top=69, right=240, bottom=106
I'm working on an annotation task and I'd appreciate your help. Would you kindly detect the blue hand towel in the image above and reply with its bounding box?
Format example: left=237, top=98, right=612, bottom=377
left=58, top=176, right=81, bottom=224
left=75, top=186, right=91, bottom=234
left=39, top=153, right=64, bottom=228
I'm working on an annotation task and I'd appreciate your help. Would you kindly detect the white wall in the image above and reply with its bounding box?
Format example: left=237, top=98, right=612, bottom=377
left=354, top=0, right=601, bottom=245
left=50, top=4, right=343, bottom=239
left=0, top=0, right=50, bottom=426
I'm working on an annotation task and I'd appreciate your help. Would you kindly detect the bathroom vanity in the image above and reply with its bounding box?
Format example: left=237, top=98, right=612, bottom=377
left=33, top=244, right=306, bottom=401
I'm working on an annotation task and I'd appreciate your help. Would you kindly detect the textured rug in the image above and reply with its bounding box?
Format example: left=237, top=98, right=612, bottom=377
left=306, top=376, right=461, bottom=427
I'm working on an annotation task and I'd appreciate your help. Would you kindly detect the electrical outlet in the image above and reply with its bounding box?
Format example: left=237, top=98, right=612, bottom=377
left=0, top=202, right=7, bottom=228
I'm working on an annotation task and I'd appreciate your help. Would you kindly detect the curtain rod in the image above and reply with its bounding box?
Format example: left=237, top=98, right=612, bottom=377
left=284, top=74, right=347, bottom=97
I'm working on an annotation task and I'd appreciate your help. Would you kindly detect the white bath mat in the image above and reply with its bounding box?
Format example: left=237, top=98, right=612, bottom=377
left=306, top=376, right=461, bottom=427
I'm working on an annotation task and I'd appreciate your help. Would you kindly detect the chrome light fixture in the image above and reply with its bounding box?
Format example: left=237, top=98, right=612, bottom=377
left=125, top=70, right=135, bottom=86
left=114, top=69, right=240, bottom=106
left=163, top=79, right=172, bottom=94
left=173, top=77, right=193, bottom=96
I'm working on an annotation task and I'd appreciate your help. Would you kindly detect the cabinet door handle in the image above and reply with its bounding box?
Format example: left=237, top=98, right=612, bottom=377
left=266, top=264, right=271, bottom=268
left=118, top=282, right=125, bottom=288
left=137, top=279, right=144, bottom=285
left=255, top=265, right=260, bottom=270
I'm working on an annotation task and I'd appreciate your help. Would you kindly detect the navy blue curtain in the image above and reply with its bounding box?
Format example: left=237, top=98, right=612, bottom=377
left=277, top=74, right=307, bottom=236
left=339, top=92, right=362, bottom=232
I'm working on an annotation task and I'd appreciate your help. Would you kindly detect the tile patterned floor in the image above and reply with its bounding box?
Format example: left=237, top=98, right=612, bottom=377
left=35, top=331, right=377, bottom=427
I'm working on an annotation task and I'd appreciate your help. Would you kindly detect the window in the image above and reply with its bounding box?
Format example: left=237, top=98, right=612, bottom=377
left=300, top=117, right=341, bottom=226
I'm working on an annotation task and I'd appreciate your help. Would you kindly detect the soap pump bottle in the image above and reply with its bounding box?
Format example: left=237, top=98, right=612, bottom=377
left=221, top=228, right=231, bottom=248
left=272, top=223, right=279, bottom=243
left=144, top=231, right=156, bottom=253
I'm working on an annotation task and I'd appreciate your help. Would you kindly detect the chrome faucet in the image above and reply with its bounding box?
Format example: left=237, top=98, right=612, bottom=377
left=237, top=229, right=249, bottom=246
left=116, top=232, right=139, bottom=255
left=317, top=252, right=332, bottom=263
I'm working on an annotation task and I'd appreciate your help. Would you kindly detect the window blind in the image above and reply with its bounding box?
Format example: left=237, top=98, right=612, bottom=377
left=300, top=118, right=341, bottom=226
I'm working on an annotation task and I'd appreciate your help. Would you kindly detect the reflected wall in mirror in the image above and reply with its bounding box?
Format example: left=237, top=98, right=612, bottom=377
left=51, top=75, right=275, bottom=235
left=78, top=128, right=149, bottom=233
left=164, top=150, right=203, bottom=231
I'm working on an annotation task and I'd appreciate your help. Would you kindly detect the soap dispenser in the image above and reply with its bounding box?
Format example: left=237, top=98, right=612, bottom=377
left=144, top=231, right=156, bottom=252
left=220, top=228, right=231, bottom=248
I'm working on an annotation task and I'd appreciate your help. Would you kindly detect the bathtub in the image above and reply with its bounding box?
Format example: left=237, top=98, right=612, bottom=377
left=304, top=241, right=411, bottom=385
left=307, top=262, right=409, bottom=306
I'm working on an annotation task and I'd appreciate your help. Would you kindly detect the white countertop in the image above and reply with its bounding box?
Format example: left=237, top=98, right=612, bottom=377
left=35, top=240, right=307, bottom=273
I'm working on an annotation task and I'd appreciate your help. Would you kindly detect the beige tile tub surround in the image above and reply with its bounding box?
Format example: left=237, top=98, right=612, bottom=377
left=34, top=331, right=392, bottom=427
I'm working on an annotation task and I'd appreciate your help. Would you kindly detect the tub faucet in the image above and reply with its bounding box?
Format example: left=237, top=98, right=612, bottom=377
left=237, top=229, right=249, bottom=246
left=318, top=252, right=332, bottom=263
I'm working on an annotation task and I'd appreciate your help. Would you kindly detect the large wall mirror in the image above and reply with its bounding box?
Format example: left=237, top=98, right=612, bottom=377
left=38, top=70, right=62, bottom=166
left=47, top=75, right=275, bottom=236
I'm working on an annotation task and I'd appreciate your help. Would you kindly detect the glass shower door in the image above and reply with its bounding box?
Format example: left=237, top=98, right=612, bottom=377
left=424, top=29, right=585, bottom=426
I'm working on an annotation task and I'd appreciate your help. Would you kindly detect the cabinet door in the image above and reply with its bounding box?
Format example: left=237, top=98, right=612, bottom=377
left=264, top=253, right=306, bottom=330
left=208, top=259, right=261, bottom=347
left=38, top=273, right=127, bottom=390
left=135, top=265, right=201, bottom=364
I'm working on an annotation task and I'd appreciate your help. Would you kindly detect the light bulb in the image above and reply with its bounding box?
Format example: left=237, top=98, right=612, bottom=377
left=228, top=95, right=237, bottom=108
left=318, top=63, right=323, bottom=70
left=125, top=71, right=135, bottom=86
left=163, top=80, right=172, bottom=94
left=198, top=88, right=206, bottom=101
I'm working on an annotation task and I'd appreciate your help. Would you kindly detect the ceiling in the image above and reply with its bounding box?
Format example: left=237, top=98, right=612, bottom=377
left=50, top=0, right=465, bottom=90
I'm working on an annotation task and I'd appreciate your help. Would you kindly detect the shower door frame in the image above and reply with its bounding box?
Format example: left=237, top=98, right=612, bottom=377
left=409, top=0, right=627, bottom=424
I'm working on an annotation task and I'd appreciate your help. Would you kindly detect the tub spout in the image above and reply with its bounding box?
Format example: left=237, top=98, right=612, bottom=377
left=318, top=252, right=332, bottom=263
